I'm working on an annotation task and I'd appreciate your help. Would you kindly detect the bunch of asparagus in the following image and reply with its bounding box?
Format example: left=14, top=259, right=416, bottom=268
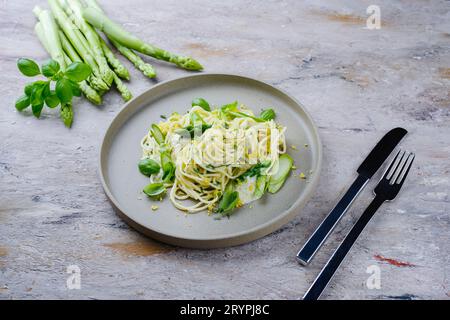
left=21, top=0, right=202, bottom=127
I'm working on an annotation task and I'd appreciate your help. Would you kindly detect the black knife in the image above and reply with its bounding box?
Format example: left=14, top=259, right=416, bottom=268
left=296, top=127, right=407, bottom=265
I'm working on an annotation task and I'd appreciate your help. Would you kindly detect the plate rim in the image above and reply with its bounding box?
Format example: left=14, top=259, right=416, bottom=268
left=98, top=73, right=322, bottom=248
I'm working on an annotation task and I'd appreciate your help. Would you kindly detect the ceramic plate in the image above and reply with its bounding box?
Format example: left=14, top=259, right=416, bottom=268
left=99, top=74, right=322, bottom=248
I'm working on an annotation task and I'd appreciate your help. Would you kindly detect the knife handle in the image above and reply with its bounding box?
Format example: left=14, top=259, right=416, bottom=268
left=297, top=175, right=368, bottom=265
left=303, top=196, right=385, bottom=300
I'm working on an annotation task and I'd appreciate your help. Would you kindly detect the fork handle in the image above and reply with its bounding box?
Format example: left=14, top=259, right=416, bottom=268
left=297, top=175, right=369, bottom=265
left=303, top=196, right=385, bottom=300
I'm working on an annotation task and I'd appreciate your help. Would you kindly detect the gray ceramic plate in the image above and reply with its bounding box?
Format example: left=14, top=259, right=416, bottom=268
left=99, top=74, right=322, bottom=248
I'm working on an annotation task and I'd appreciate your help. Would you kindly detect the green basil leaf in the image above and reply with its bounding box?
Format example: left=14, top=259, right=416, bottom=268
left=55, top=78, right=73, bottom=104
left=238, top=161, right=271, bottom=181
left=68, top=80, right=81, bottom=97
left=162, top=162, right=175, bottom=182
left=24, top=82, right=34, bottom=96
left=41, top=81, right=51, bottom=99
left=60, top=104, right=73, bottom=128
left=28, top=80, right=49, bottom=106
left=64, top=62, right=92, bottom=82
left=192, top=97, right=210, bottom=111
left=30, top=86, right=44, bottom=107
left=143, top=182, right=166, bottom=197
left=161, top=152, right=175, bottom=182
left=32, top=102, right=44, bottom=118
left=41, top=59, right=60, bottom=77
left=17, top=58, right=40, bottom=76
left=15, top=95, right=30, bottom=111
left=260, top=108, right=276, bottom=121
left=220, top=101, right=238, bottom=112
left=45, top=91, right=60, bottom=108
left=138, top=158, right=161, bottom=177
left=217, top=190, right=239, bottom=214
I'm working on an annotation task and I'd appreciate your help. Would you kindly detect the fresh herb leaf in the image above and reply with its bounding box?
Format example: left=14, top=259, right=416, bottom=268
left=64, top=62, right=92, bottom=82
left=143, top=182, right=166, bottom=197
left=15, top=58, right=90, bottom=128
left=138, top=158, right=161, bottom=176
left=29, top=81, right=47, bottom=107
left=260, top=108, right=276, bottom=121
left=45, top=91, right=60, bottom=108
left=68, top=80, right=81, bottom=97
left=17, top=58, right=40, bottom=77
left=217, top=190, right=240, bottom=214
left=221, top=101, right=238, bottom=112
left=162, top=161, right=175, bottom=182
left=24, top=83, right=34, bottom=96
left=15, top=95, right=30, bottom=111
left=31, top=103, right=44, bottom=118
left=41, top=81, right=51, bottom=99
left=41, top=59, right=60, bottom=78
left=192, top=97, right=211, bottom=111
left=55, top=78, right=73, bottom=104
left=238, top=161, right=271, bottom=181
left=161, top=152, right=175, bottom=182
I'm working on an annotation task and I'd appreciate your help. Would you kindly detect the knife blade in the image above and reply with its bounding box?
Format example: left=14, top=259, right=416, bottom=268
left=296, top=127, right=407, bottom=265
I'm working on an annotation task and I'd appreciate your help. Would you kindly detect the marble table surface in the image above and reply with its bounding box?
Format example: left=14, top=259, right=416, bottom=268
left=1, top=0, right=449, bottom=300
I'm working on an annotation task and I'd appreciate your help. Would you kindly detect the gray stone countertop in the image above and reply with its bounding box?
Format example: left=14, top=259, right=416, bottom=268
left=0, top=0, right=449, bottom=299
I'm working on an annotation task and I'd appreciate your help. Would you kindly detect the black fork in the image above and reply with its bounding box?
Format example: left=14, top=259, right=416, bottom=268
left=303, top=150, right=415, bottom=300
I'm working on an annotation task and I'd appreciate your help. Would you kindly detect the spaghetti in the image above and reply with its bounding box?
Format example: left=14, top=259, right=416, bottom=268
left=140, top=102, right=288, bottom=214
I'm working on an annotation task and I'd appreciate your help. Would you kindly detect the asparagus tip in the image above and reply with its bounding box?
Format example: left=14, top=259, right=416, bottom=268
left=178, top=57, right=203, bottom=71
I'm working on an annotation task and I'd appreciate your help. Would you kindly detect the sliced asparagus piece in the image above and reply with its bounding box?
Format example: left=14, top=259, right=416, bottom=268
left=35, top=22, right=102, bottom=105
left=267, top=154, right=294, bottom=193
left=83, top=0, right=156, bottom=78
left=58, top=0, right=114, bottom=86
left=47, top=0, right=109, bottom=91
left=82, top=5, right=203, bottom=71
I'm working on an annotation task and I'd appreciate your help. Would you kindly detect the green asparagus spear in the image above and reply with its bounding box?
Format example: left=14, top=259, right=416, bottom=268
left=32, top=6, right=65, bottom=68
left=112, top=72, right=132, bottom=102
left=110, top=38, right=156, bottom=78
left=97, top=36, right=130, bottom=80
left=47, top=0, right=109, bottom=91
left=32, top=8, right=72, bottom=127
left=83, top=0, right=156, bottom=78
left=82, top=5, right=203, bottom=71
left=35, top=22, right=102, bottom=105
left=58, top=0, right=114, bottom=86
left=57, top=30, right=102, bottom=104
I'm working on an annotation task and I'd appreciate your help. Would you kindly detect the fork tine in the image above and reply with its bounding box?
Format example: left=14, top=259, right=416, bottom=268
left=383, top=149, right=403, bottom=180
left=390, top=151, right=408, bottom=184
left=384, top=150, right=405, bottom=181
left=396, top=153, right=415, bottom=185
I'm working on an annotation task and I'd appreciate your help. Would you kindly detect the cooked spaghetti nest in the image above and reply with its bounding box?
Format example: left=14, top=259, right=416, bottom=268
left=140, top=104, right=287, bottom=213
